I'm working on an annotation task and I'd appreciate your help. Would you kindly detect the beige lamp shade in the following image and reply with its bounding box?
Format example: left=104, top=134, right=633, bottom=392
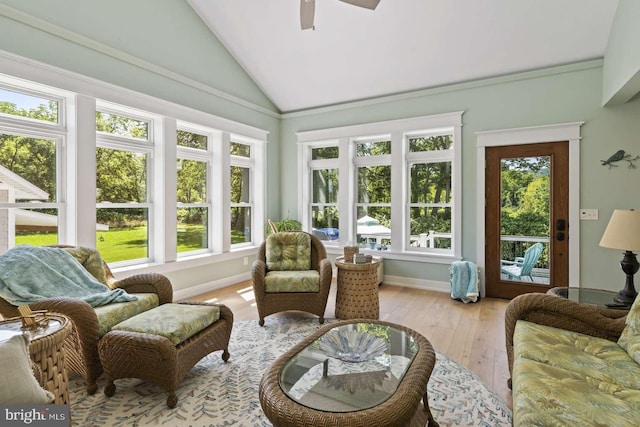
left=599, top=209, right=640, bottom=251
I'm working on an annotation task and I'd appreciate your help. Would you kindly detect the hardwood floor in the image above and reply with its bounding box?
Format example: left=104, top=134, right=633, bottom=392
left=188, top=280, right=513, bottom=408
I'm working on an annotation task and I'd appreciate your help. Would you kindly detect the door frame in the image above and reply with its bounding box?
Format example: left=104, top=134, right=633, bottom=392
left=475, top=122, right=583, bottom=297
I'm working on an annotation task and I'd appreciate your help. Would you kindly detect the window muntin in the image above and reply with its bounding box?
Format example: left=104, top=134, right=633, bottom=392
left=0, top=87, right=60, bottom=124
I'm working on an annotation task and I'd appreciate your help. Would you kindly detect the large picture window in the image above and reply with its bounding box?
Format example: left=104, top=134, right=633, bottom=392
left=299, top=113, right=462, bottom=261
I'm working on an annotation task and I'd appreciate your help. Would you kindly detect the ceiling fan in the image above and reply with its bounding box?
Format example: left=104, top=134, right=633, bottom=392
left=300, top=0, right=381, bottom=30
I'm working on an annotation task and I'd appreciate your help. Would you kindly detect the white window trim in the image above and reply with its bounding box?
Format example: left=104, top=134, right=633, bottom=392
left=298, top=112, right=463, bottom=263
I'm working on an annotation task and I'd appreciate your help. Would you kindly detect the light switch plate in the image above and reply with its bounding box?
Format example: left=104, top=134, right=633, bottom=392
left=580, top=209, right=599, bottom=220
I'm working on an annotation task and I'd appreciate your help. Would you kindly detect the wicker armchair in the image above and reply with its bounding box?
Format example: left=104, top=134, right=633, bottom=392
left=504, top=292, right=628, bottom=387
left=252, top=231, right=332, bottom=326
left=0, top=246, right=173, bottom=394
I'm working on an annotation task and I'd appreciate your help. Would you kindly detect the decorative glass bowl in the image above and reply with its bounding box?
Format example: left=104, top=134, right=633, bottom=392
left=318, top=329, right=388, bottom=362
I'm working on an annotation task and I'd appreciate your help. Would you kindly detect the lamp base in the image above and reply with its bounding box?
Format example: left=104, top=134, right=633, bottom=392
left=614, top=250, right=639, bottom=306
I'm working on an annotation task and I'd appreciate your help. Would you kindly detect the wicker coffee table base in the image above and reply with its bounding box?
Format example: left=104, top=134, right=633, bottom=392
left=99, top=303, right=233, bottom=408
left=259, top=319, right=438, bottom=427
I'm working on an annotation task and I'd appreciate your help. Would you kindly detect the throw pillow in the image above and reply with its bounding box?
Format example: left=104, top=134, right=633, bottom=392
left=0, top=334, right=54, bottom=404
left=61, top=246, right=109, bottom=286
left=265, top=232, right=311, bottom=271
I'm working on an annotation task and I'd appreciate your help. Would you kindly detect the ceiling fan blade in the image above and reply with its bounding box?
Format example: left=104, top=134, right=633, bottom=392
left=300, top=0, right=315, bottom=30
left=338, top=0, right=381, bottom=10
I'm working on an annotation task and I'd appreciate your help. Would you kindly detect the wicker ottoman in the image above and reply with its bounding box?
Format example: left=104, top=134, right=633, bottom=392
left=98, top=302, right=233, bottom=408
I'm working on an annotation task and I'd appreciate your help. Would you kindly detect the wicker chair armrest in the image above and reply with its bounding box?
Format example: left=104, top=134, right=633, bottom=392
left=318, top=258, right=333, bottom=288
left=505, top=293, right=627, bottom=378
left=113, top=273, right=173, bottom=304
left=251, top=260, right=267, bottom=294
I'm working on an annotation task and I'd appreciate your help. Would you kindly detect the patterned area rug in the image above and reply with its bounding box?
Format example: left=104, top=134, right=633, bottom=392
left=70, top=318, right=512, bottom=426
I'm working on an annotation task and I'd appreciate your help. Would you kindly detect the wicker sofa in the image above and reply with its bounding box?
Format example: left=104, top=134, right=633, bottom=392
left=505, top=292, right=640, bottom=425
left=0, top=246, right=173, bottom=394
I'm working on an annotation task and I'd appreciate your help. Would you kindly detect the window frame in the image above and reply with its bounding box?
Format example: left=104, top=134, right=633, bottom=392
left=298, top=112, right=463, bottom=263
left=229, top=136, right=257, bottom=249
left=176, top=123, right=213, bottom=258
left=307, top=141, right=341, bottom=246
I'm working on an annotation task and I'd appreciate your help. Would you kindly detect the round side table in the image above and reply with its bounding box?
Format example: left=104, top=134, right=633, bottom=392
left=0, top=313, right=72, bottom=404
left=335, top=256, right=382, bottom=320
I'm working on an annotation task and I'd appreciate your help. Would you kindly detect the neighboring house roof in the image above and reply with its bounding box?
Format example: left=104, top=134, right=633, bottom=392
left=0, top=164, right=49, bottom=200
left=14, top=209, right=109, bottom=231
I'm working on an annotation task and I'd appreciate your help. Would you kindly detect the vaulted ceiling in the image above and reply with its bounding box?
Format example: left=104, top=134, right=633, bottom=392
left=188, top=0, right=619, bottom=113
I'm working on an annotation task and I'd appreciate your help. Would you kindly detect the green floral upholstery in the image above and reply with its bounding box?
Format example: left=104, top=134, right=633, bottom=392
left=513, top=320, right=640, bottom=426
left=618, top=294, right=640, bottom=364
left=94, top=293, right=159, bottom=337
left=61, top=246, right=109, bottom=286
left=265, top=232, right=311, bottom=271
left=112, top=303, right=221, bottom=346
left=265, top=270, right=320, bottom=293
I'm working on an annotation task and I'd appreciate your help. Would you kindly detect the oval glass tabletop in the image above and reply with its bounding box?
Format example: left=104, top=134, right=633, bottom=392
left=278, top=322, right=419, bottom=413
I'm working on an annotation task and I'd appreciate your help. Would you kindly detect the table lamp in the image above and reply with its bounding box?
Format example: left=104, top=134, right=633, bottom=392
left=599, top=209, right=640, bottom=305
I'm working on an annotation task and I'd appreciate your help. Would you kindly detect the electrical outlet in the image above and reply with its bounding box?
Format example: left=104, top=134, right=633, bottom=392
left=243, top=256, right=249, bottom=266
left=579, top=209, right=599, bottom=220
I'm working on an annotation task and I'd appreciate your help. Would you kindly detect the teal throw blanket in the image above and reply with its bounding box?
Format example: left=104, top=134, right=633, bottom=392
left=0, top=245, right=137, bottom=307
left=450, top=260, right=479, bottom=303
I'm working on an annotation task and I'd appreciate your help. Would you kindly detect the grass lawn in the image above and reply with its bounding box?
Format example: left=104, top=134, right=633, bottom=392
left=16, top=224, right=246, bottom=263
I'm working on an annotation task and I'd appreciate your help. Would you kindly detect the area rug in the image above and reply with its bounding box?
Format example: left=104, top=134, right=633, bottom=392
left=69, top=318, right=512, bottom=426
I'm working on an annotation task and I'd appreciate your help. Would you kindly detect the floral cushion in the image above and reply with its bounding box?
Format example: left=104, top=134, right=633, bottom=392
left=618, top=295, right=640, bottom=364
left=112, top=303, right=221, bottom=346
left=265, top=270, right=320, bottom=293
left=513, top=320, right=640, bottom=426
left=266, top=232, right=311, bottom=271
left=61, top=246, right=108, bottom=286
left=94, top=293, right=159, bottom=337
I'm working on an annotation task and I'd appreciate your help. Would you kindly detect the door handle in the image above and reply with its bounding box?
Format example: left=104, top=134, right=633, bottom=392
left=557, top=232, right=565, bottom=241
left=556, top=219, right=566, bottom=231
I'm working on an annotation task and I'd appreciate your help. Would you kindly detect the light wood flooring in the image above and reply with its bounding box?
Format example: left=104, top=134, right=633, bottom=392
left=188, top=280, right=513, bottom=408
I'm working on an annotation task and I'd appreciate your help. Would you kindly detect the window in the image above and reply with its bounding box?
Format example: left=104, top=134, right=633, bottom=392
left=0, top=66, right=268, bottom=268
left=96, top=107, right=153, bottom=264
left=230, top=141, right=253, bottom=246
left=407, top=134, right=453, bottom=252
left=354, top=139, right=392, bottom=249
left=299, top=112, right=462, bottom=261
left=309, top=146, right=340, bottom=243
left=0, top=84, right=66, bottom=254
left=176, top=128, right=210, bottom=255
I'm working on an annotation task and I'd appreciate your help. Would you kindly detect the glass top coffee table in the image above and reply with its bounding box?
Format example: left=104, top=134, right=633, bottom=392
left=259, top=320, right=439, bottom=426
left=546, top=287, right=632, bottom=311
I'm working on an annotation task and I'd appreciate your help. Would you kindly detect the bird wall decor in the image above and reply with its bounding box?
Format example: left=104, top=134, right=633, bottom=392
left=601, top=150, right=640, bottom=169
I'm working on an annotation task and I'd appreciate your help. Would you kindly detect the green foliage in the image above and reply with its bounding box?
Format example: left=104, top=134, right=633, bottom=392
left=266, top=218, right=302, bottom=235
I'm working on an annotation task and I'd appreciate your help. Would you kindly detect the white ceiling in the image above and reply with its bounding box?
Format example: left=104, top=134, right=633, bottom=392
left=188, top=0, right=619, bottom=113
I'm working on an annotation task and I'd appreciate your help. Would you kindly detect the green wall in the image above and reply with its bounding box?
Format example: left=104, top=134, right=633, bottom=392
left=281, top=63, right=640, bottom=291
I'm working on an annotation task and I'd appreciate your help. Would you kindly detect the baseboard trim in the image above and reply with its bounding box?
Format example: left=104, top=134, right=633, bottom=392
left=173, top=272, right=251, bottom=301
left=382, top=274, right=450, bottom=293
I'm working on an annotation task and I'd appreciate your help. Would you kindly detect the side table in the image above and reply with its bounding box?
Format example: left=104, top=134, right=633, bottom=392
left=546, top=287, right=632, bottom=313
left=335, top=256, right=382, bottom=320
left=0, top=314, right=72, bottom=404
